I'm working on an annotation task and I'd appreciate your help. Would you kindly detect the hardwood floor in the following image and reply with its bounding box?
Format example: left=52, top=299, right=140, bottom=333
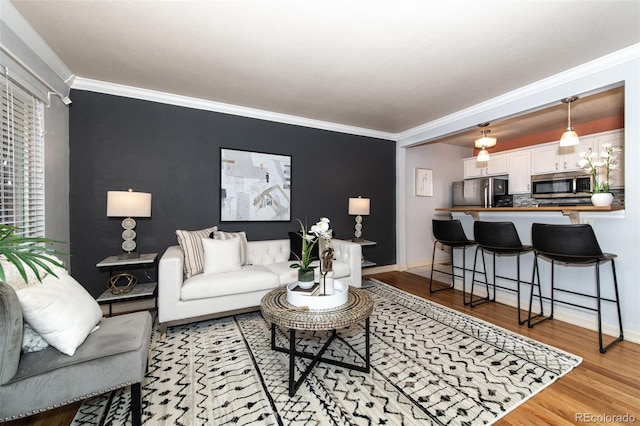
left=3, top=271, right=639, bottom=425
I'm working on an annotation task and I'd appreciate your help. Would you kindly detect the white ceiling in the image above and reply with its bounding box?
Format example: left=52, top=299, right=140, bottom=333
left=8, top=0, right=640, bottom=139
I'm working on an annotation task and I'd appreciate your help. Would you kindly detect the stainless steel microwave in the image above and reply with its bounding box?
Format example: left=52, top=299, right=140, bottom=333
left=531, top=171, right=592, bottom=198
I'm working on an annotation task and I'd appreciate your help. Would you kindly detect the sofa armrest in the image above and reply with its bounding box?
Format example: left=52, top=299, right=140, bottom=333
left=158, top=245, right=184, bottom=324
left=331, top=239, right=362, bottom=288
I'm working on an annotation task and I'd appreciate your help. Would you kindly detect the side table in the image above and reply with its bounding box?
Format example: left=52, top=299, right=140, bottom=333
left=353, top=239, right=377, bottom=267
left=96, top=253, right=158, bottom=316
left=261, top=287, right=374, bottom=396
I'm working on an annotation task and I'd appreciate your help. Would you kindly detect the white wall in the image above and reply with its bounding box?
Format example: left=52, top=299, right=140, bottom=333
left=396, top=45, right=640, bottom=343
left=403, top=142, right=469, bottom=268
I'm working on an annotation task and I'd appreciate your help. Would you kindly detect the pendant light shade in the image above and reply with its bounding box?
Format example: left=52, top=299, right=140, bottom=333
left=559, top=96, right=579, bottom=147
left=474, top=123, right=497, bottom=148
left=477, top=147, right=490, bottom=162
left=475, top=123, right=495, bottom=162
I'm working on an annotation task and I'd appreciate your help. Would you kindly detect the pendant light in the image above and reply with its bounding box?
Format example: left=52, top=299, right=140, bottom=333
left=475, top=123, right=496, bottom=162
left=559, top=96, right=579, bottom=147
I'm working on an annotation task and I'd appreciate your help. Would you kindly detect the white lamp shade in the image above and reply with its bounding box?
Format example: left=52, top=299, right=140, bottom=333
left=477, top=148, right=491, bottom=162
left=559, top=129, right=580, bottom=147
left=348, top=197, right=370, bottom=215
left=474, top=136, right=497, bottom=148
left=107, top=190, right=152, bottom=217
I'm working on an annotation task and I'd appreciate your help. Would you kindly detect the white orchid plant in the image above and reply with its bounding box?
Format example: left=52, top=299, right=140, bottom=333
left=578, top=143, right=621, bottom=193
left=290, top=217, right=332, bottom=273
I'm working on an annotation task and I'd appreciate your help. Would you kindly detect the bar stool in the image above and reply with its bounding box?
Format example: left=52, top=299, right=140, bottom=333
left=471, top=221, right=533, bottom=324
left=430, top=219, right=476, bottom=304
left=528, top=223, right=623, bottom=353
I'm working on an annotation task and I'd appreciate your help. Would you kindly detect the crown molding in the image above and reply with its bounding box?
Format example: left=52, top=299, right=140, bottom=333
left=397, top=43, right=640, bottom=147
left=1, top=0, right=75, bottom=87
left=71, top=77, right=397, bottom=141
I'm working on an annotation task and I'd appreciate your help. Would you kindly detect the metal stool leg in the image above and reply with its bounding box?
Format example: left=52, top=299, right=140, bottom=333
left=470, top=248, right=492, bottom=307
left=527, top=254, right=547, bottom=327
left=597, top=260, right=624, bottom=353
left=430, top=241, right=455, bottom=294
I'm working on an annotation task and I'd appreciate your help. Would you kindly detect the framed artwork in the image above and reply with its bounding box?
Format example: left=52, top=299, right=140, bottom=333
left=220, top=148, right=291, bottom=221
left=415, top=168, right=433, bottom=197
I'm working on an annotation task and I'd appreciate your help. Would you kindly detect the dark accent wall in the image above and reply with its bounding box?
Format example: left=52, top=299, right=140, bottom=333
left=69, top=90, right=396, bottom=297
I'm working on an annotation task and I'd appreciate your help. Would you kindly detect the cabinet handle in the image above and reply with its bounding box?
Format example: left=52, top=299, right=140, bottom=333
left=564, top=161, right=567, bottom=169
left=555, top=162, right=559, bottom=170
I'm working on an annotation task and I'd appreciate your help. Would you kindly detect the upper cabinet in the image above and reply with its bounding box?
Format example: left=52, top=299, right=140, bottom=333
left=463, top=153, right=508, bottom=178
left=462, top=129, right=624, bottom=192
left=508, top=150, right=532, bottom=194
left=591, top=129, right=624, bottom=189
left=532, top=139, right=594, bottom=174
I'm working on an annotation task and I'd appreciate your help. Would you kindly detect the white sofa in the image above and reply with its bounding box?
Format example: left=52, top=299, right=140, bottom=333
left=158, top=238, right=362, bottom=334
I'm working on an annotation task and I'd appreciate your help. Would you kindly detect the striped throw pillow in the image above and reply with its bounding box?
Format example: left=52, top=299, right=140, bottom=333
left=213, top=230, right=248, bottom=265
left=176, top=226, right=218, bottom=278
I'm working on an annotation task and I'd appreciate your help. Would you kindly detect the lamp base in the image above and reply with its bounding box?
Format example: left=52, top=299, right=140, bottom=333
left=118, top=252, right=140, bottom=260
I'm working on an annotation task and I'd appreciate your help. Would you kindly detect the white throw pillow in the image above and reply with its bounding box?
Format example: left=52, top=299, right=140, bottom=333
left=16, top=272, right=103, bottom=356
left=213, top=230, right=248, bottom=265
left=176, top=226, right=218, bottom=278
left=202, top=237, right=242, bottom=275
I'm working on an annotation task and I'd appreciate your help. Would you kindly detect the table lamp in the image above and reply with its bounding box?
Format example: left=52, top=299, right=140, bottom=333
left=348, top=196, right=370, bottom=241
left=107, top=189, right=152, bottom=259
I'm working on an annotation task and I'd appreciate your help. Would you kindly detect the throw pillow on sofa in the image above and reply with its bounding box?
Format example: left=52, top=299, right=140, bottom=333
left=202, top=237, right=242, bottom=275
left=176, top=226, right=218, bottom=278
left=213, top=230, right=248, bottom=265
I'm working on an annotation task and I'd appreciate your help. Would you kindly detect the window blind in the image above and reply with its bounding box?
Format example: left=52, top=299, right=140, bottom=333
left=0, top=70, right=46, bottom=238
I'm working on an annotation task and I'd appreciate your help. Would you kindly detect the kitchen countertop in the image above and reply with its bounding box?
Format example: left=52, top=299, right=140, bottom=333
left=436, top=205, right=624, bottom=223
left=436, top=206, right=623, bottom=212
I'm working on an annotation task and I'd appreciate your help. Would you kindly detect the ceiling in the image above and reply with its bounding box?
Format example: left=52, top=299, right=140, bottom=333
left=8, top=1, right=640, bottom=140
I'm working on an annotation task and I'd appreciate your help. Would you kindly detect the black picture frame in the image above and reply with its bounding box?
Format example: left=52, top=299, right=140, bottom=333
left=220, top=148, right=291, bottom=222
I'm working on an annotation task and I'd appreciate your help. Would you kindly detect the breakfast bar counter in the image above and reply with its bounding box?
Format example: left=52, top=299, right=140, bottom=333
left=436, top=206, right=624, bottom=223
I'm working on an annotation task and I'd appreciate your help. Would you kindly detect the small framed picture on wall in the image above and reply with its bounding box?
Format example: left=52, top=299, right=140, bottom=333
left=415, top=168, right=433, bottom=197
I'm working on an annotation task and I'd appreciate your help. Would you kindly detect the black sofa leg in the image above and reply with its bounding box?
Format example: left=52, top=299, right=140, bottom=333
left=131, top=382, right=142, bottom=426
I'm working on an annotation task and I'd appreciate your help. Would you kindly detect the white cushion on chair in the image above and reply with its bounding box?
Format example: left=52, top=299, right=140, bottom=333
left=16, top=272, right=103, bottom=356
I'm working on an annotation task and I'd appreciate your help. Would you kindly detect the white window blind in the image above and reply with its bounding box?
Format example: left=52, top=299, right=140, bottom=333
left=0, top=70, right=46, bottom=238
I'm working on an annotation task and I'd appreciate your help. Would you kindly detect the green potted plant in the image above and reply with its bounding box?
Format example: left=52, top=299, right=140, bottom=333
left=0, top=224, right=66, bottom=284
left=289, top=217, right=332, bottom=284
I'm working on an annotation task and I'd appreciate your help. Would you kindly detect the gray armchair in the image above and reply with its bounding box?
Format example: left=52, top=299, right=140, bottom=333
left=0, top=282, right=152, bottom=425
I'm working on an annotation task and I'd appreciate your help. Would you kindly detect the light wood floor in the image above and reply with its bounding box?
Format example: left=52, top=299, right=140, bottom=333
left=3, top=271, right=639, bottom=425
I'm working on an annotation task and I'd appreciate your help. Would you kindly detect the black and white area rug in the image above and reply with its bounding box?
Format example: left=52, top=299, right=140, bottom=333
left=72, top=279, right=582, bottom=425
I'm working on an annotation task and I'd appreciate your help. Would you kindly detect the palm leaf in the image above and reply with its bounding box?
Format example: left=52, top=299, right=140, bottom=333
left=0, top=224, right=68, bottom=284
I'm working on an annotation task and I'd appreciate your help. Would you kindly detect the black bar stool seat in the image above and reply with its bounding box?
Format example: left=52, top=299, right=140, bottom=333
left=430, top=219, right=476, bottom=304
left=528, top=223, right=623, bottom=353
left=471, top=221, right=533, bottom=324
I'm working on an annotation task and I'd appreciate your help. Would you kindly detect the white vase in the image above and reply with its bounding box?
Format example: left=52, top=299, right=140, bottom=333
left=591, top=192, right=614, bottom=207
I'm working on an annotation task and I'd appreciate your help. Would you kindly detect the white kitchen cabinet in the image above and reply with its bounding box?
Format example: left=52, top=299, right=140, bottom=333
left=532, top=139, right=594, bottom=174
left=508, top=150, right=532, bottom=194
left=463, top=153, right=508, bottom=178
left=592, top=129, right=624, bottom=188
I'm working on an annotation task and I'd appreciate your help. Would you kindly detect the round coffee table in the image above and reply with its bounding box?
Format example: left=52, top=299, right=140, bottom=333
left=260, top=287, right=374, bottom=396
